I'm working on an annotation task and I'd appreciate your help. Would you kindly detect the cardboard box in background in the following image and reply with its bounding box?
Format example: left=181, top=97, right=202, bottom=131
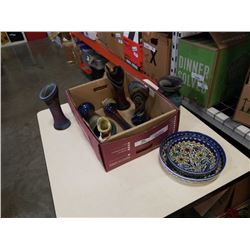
left=97, top=32, right=109, bottom=47
left=194, top=175, right=250, bottom=217
left=72, top=46, right=82, bottom=66
left=142, top=32, right=172, bottom=81
left=48, top=32, right=60, bottom=40
left=107, top=32, right=124, bottom=59
left=1, top=32, right=9, bottom=45
left=206, top=187, right=235, bottom=217
left=194, top=188, right=230, bottom=216
left=97, top=31, right=124, bottom=60
left=48, top=32, right=64, bottom=47
left=194, top=187, right=235, bottom=218
left=60, top=33, right=75, bottom=63
left=123, top=32, right=143, bottom=71
left=66, top=67, right=179, bottom=171
left=233, top=67, right=250, bottom=127
left=97, top=32, right=124, bottom=59
left=48, top=32, right=75, bottom=63
left=62, top=41, right=74, bottom=63
left=83, top=32, right=97, bottom=41
left=177, top=32, right=250, bottom=108
left=230, top=175, right=250, bottom=209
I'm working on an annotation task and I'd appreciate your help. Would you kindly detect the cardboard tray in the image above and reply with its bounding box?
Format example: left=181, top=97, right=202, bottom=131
left=66, top=71, right=180, bottom=171
left=233, top=67, right=250, bottom=127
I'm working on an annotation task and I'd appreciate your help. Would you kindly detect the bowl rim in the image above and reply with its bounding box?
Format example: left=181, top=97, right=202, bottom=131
left=160, top=131, right=226, bottom=178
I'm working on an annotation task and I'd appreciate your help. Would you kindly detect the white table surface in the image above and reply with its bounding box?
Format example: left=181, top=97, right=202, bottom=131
left=37, top=104, right=250, bottom=217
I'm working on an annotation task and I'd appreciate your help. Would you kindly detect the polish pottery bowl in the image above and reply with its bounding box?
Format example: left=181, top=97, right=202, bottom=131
left=159, top=131, right=226, bottom=183
left=166, top=136, right=220, bottom=178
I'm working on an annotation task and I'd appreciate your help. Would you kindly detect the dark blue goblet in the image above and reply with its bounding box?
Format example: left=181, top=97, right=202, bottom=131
left=78, top=102, right=96, bottom=121
left=78, top=102, right=101, bottom=135
left=103, top=99, right=131, bottom=130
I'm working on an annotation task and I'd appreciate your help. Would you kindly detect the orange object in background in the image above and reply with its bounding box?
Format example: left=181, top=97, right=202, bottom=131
left=25, top=32, right=48, bottom=41
left=123, top=32, right=143, bottom=71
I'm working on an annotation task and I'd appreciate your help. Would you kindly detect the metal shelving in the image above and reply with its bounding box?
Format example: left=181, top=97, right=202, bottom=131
left=182, top=97, right=250, bottom=153
left=71, top=32, right=156, bottom=83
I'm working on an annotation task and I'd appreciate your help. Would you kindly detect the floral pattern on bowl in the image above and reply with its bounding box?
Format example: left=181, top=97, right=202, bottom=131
left=166, top=136, right=220, bottom=177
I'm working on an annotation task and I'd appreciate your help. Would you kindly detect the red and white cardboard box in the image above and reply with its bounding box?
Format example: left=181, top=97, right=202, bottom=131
left=66, top=69, right=180, bottom=171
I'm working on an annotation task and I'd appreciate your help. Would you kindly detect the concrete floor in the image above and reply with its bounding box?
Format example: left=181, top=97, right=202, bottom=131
left=1, top=38, right=89, bottom=217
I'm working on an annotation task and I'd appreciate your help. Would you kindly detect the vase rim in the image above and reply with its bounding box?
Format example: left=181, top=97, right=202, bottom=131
left=39, top=83, right=57, bottom=101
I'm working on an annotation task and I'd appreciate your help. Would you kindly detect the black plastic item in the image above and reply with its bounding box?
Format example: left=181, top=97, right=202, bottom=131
left=89, top=67, right=105, bottom=80
left=7, top=32, right=25, bottom=42
left=88, top=54, right=107, bottom=70
left=88, top=54, right=107, bottom=80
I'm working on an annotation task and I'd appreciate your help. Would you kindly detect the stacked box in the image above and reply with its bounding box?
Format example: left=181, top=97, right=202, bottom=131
left=97, top=32, right=124, bottom=59
left=1, top=32, right=9, bottom=45
left=177, top=32, right=250, bottom=108
left=142, top=32, right=172, bottom=81
left=233, top=67, right=250, bottom=127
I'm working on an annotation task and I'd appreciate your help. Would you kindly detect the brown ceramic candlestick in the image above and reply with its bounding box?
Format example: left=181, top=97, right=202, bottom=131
left=105, top=65, right=130, bottom=110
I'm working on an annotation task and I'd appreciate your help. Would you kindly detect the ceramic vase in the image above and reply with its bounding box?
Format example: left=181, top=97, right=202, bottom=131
left=97, top=117, right=112, bottom=140
left=158, top=75, right=183, bottom=107
left=39, top=83, right=71, bottom=130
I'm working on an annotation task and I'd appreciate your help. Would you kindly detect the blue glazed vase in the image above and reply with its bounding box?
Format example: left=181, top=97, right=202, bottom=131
left=39, top=83, right=71, bottom=130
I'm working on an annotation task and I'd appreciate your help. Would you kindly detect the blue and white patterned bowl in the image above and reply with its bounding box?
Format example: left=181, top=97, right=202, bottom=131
left=159, top=131, right=226, bottom=183
left=165, top=135, right=220, bottom=177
